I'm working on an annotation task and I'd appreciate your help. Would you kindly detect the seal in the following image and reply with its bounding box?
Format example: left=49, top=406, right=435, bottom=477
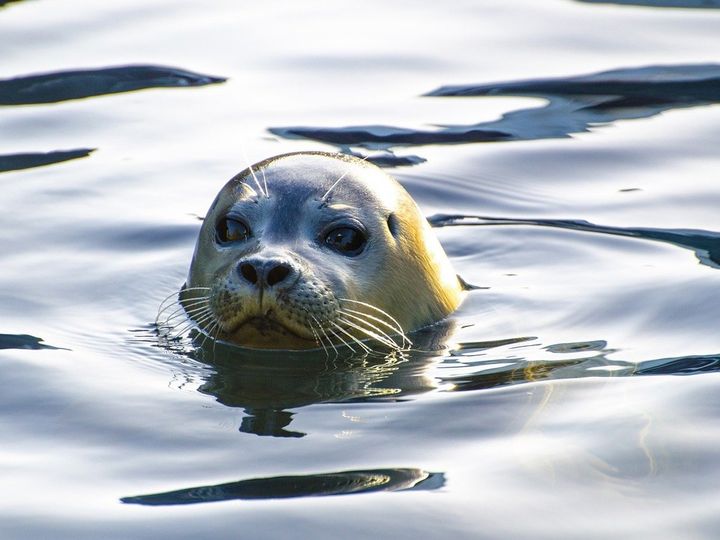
left=178, top=151, right=464, bottom=351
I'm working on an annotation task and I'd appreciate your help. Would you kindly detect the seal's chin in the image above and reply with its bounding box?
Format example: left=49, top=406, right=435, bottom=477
left=224, top=315, right=318, bottom=350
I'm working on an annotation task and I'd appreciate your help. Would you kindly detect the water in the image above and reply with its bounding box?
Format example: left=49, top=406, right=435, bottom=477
left=1, top=0, right=719, bottom=538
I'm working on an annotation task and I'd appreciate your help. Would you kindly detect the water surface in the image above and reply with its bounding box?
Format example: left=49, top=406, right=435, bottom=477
left=1, top=0, right=719, bottom=538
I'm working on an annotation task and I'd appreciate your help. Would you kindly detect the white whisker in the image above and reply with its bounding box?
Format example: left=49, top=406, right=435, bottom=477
left=338, top=298, right=412, bottom=346
left=240, top=147, right=267, bottom=198
left=338, top=308, right=408, bottom=348
left=212, top=321, right=221, bottom=356
left=260, top=165, right=269, bottom=198
left=319, top=154, right=370, bottom=203
left=158, top=303, right=205, bottom=325
left=311, top=315, right=338, bottom=358
left=328, top=327, right=355, bottom=352
left=200, top=320, right=219, bottom=350
left=337, top=315, right=400, bottom=350
left=169, top=311, right=214, bottom=339
left=308, top=321, right=329, bottom=359
left=331, top=322, right=372, bottom=354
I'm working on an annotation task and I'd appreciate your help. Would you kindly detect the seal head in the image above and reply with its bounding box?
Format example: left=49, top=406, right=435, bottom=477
left=183, top=152, right=463, bottom=350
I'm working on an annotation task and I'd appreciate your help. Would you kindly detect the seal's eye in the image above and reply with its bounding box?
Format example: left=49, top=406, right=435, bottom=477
left=324, top=226, right=366, bottom=256
left=216, top=217, right=250, bottom=244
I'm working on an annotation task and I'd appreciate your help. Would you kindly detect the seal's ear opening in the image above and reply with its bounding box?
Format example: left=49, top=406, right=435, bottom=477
left=386, top=213, right=400, bottom=238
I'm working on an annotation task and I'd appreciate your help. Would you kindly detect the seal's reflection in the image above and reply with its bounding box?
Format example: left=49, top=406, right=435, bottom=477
left=186, top=321, right=455, bottom=438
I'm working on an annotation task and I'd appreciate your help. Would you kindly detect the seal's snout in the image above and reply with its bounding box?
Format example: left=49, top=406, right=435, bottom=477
left=237, top=258, right=295, bottom=289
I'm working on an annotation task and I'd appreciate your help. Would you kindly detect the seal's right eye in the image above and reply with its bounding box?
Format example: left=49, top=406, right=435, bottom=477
left=215, top=217, right=250, bottom=244
left=324, top=226, right=366, bottom=256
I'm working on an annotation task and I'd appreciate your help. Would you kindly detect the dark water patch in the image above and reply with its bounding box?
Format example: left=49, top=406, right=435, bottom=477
left=427, top=63, right=720, bottom=103
left=271, top=64, right=720, bottom=159
left=576, top=0, right=720, bottom=8
left=121, top=468, right=443, bottom=505
left=0, top=333, right=65, bottom=350
left=239, top=409, right=305, bottom=438
left=269, top=125, right=511, bottom=148
left=0, top=148, right=94, bottom=173
left=428, top=213, right=720, bottom=270
left=635, top=354, right=720, bottom=375
left=545, top=340, right=609, bottom=353
left=335, top=150, right=427, bottom=168
left=362, top=152, right=427, bottom=168
left=0, top=0, right=23, bottom=8
left=0, top=65, right=226, bottom=106
left=444, top=341, right=720, bottom=391
left=451, top=336, right=537, bottom=353
left=444, top=358, right=591, bottom=392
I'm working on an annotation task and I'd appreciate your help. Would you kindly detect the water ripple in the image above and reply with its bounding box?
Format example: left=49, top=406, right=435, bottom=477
left=0, top=64, right=226, bottom=106
left=429, top=213, right=720, bottom=270
left=271, top=64, right=720, bottom=163
left=0, top=148, right=94, bottom=173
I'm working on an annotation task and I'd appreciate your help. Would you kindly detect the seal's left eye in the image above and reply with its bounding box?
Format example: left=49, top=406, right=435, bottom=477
left=216, top=217, right=250, bottom=243
left=324, top=226, right=366, bottom=256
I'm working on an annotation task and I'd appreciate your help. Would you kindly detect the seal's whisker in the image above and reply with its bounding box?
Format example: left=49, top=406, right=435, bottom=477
left=165, top=304, right=214, bottom=334
left=158, top=302, right=207, bottom=325
left=319, top=154, right=371, bottom=204
left=338, top=306, right=404, bottom=340
left=240, top=147, right=267, bottom=198
left=337, top=314, right=400, bottom=350
left=311, top=315, right=339, bottom=358
left=328, top=327, right=355, bottom=353
left=179, top=287, right=212, bottom=292
left=177, top=297, right=211, bottom=308
left=169, top=311, right=214, bottom=340
left=178, top=305, right=212, bottom=319
left=307, top=319, right=327, bottom=355
left=331, top=322, right=373, bottom=354
left=308, top=321, right=329, bottom=359
left=158, top=303, right=209, bottom=329
left=187, top=310, right=215, bottom=328
left=212, top=321, right=220, bottom=356
left=338, top=299, right=412, bottom=347
left=337, top=316, right=397, bottom=350
left=338, top=309, right=405, bottom=349
left=260, top=165, right=269, bottom=198
left=157, top=287, right=210, bottom=316
left=200, top=320, right=219, bottom=350
left=157, top=294, right=183, bottom=316
left=160, top=300, right=209, bottom=321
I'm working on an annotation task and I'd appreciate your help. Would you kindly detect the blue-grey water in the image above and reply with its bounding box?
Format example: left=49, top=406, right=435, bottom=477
left=1, top=0, right=719, bottom=538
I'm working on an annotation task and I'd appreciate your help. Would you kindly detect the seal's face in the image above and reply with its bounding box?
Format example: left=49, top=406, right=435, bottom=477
left=184, top=152, right=463, bottom=351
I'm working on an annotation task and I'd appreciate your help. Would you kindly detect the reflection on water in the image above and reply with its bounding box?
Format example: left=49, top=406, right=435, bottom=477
left=271, top=64, right=720, bottom=163
left=443, top=338, right=720, bottom=391
left=0, top=333, right=65, bottom=351
left=429, top=213, right=720, bottom=270
left=0, top=64, right=225, bottom=174
left=0, top=148, right=94, bottom=173
left=122, top=468, right=443, bottom=505
left=0, top=65, right=226, bottom=106
left=149, top=322, right=720, bottom=439
left=162, top=323, right=454, bottom=437
left=576, top=0, right=720, bottom=7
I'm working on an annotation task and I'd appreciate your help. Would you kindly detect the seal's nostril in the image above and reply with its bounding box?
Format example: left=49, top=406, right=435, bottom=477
left=267, top=264, right=291, bottom=286
left=239, top=263, right=258, bottom=284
